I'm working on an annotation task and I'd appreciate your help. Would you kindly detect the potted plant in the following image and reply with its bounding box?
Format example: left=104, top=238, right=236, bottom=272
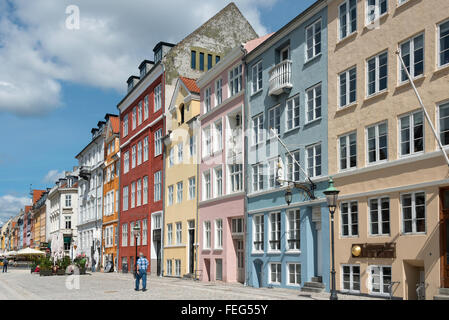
left=74, top=253, right=87, bottom=275
left=38, top=256, right=53, bottom=276
left=56, top=256, right=71, bottom=275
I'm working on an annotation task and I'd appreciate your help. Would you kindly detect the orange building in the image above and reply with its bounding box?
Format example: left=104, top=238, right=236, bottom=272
left=102, top=114, right=120, bottom=271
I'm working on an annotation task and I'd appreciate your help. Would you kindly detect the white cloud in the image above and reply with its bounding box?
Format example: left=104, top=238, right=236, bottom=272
left=0, top=195, right=31, bottom=223
left=43, top=169, right=65, bottom=183
left=0, top=0, right=276, bottom=116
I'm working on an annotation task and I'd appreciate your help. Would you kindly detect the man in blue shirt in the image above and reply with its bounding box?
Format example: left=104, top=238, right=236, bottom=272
left=135, top=252, right=149, bottom=291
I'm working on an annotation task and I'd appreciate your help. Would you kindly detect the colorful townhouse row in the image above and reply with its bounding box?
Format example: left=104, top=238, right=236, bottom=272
left=2, top=0, right=449, bottom=300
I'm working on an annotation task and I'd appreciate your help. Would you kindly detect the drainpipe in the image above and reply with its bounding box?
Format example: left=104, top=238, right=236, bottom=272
left=195, top=122, right=200, bottom=280
left=242, top=47, right=249, bottom=287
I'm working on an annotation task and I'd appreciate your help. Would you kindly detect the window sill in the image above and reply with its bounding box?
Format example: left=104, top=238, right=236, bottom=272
left=395, top=75, right=425, bottom=90
left=338, top=167, right=358, bottom=174
left=251, top=251, right=264, bottom=255
left=284, top=127, right=300, bottom=134
left=340, top=235, right=359, bottom=239
left=434, top=63, right=449, bottom=75
left=213, top=248, right=223, bottom=252
left=251, top=89, right=263, bottom=98
left=398, top=151, right=425, bottom=160
left=304, top=117, right=322, bottom=126
left=267, top=250, right=281, bottom=255
left=304, top=53, right=322, bottom=65
left=337, top=31, right=358, bottom=46
left=364, top=90, right=388, bottom=103
left=366, top=159, right=389, bottom=167
left=285, top=250, right=301, bottom=255
left=336, top=102, right=357, bottom=112
left=364, top=13, right=389, bottom=30
left=401, top=232, right=427, bottom=236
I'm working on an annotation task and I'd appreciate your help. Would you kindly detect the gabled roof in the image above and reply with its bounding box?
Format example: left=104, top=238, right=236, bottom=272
left=180, top=77, right=200, bottom=94
left=244, top=33, right=275, bottom=53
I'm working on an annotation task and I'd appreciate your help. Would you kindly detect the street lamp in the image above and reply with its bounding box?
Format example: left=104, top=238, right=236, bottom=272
left=323, top=177, right=340, bottom=301
left=132, top=224, right=141, bottom=275
left=284, top=187, right=292, bottom=206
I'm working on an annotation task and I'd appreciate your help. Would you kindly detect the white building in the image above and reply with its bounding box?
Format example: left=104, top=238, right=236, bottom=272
left=75, top=121, right=106, bottom=271
left=45, top=171, right=79, bottom=259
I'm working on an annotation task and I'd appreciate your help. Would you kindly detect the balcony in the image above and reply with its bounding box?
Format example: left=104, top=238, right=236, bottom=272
left=79, top=166, right=92, bottom=180
left=269, top=60, right=292, bottom=96
left=226, top=131, right=243, bottom=164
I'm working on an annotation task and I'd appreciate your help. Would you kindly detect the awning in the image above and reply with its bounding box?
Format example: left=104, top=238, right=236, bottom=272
left=63, top=237, right=71, bottom=244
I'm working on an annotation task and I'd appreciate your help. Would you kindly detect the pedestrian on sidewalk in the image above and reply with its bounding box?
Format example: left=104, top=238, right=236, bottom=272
left=2, top=258, right=8, bottom=273
left=135, top=252, right=148, bottom=292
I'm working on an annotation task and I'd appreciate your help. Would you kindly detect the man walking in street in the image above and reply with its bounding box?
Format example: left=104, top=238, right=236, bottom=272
left=2, top=257, right=8, bottom=273
left=135, top=252, right=148, bottom=292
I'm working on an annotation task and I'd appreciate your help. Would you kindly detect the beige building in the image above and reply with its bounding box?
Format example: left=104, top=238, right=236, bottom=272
left=327, top=0, right=449, bottom=299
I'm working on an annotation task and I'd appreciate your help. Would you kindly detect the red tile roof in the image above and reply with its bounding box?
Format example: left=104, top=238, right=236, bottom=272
left=32, top=190, right=46, bottom=205
left=180, top=77, right=200, bottom=94
left=244, top=33, right=275, bottom=54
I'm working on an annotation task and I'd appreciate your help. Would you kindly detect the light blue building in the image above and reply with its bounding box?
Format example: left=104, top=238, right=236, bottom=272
left=244, top=0, right=330, bottom=291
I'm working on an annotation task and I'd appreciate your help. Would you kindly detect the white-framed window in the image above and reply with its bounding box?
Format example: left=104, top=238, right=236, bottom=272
left=253, top=214, right=264, bottom=252
left=252, top=114, right=264, bottom=145
left=367, top=51, right=388, bottom=96
left=177, top=142, right=183, bottom=163
left=269, top=212, right=281, bottom=251
left=115, top=190, right=119, bottom=212
left=339, top=0, right=357, bottom=40
left=369, top=265, right=392, bottom=296
left=154, top=84, right=162, bottom=112
left=366, top=0, right=388, bottom=24
left=306, top=144, right=322, bottom=178
left=397, top=0, right=408, bottom=4
left=439, top=19, right=449, bottom=68
left=305, top=19, right=322, bottom=61
left=143, top=137, right=149, bottom=162
left=188, top=177, right=196, bottom=200
left=166, top=259, right=172, bottom=276
left=214, top=166, right=223, bottom=198
left=286, top=95, right=300, bottom=131
left=268, top=105, right=281, bottom=137
left=65, top=215, right=72, bottom=229
left=229, top=64, right=243, bottom=97
left=214, top=219, right=223, bottom=249
left=168, top=185, right=174, bottom=205
left=401, top=191, right=426, bottom=234
left=399, top=33, right=424, bottom=83
left=177, top=181, right=183, bottom=203
left=231, top=218, right=244, bottom=234
left=205, top=87, right=212, bottom=113
left=339, top=132, right=357, bottom=171
left=203, top=171, right=211, bottom=200
left=144, top=95, right=149, bottom=120
left=175, top=260, right=181, bottom=276
left=213, top=120, right=223, bottom=152
left=229, top=164, right=243, bottom=193
left=154, top=171, right=161, bottom=202
left=287, top=209, right=300, bottom=251
left=203, top=126, right=212, bottom=158
left=176, top=222, right=182, bottom=244
left=252, top=60, right=263, bottom=94
left=252, top=163, right=264, bottom=192
left=124, top=151, right=129, bottom=173
left=369, top=197, right=390, bottom=236
left=269, top=263, right=281, bottom=284
left=131, top=182, right=135, bottom=208
left=138, top=101, right=142, bottom=126
left=142, top=219, right=147, bottom=245
left=306, top=83, right=322, bottom=123
left=342, top=264, right=361, bottom=293
left=339, top=67, right=357, bottom=107
left=439, top=102, right=449, bottom=146
left=65, top=195, right=72, bottom=207
left=123, top=186, right=128, bottom=211
left=215, top=79, right=223, bottom=106
left=268, top=158, right=281, bottom=189
left=399, top=111, right=424, bottom=156
left=169, top=147, right=175, bottom=167
left=167, top=223, right=173, bottom=245
left=132, top=107, right=137, bottom=130
left=203, top=221, right=211, bottom=249
left=122, top=223, right=128, bottom=247
left=286, top=150, right=300, bottom=182
left=341, top=201, right=358, bottom=237
left=154, top=129, right=162, bottom=157
left=137, top=142, right=142, bottom=165
left=123, top=115, right=128, bottom=137
left=189, top=135, right=196, bottom=158
left=287, top=263, right=301, bottom=286
left=367, top=121, right=388, bottom=163
left=143, top=176, right=148, bottom=205
left=136, top=179, right=141, bottom=207
left=132, top=145, right=136, bottom=168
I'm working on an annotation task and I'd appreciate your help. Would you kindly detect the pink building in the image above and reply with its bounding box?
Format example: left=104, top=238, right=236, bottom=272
left=196, top=35, right=272, bottom=283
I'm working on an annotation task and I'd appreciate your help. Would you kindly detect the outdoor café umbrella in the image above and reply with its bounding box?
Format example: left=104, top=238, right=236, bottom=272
left=4, top=251, right=17, bottom=257
left=16, top=248, right=45, bottom=256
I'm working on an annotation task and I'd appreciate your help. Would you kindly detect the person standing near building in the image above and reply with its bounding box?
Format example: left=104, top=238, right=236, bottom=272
left=135, top=252, right=148, bottom=291
left=2, top=257, right=8, bottom=273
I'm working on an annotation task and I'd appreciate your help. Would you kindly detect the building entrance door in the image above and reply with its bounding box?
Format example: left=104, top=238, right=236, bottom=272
left=440, top=188, right=449, bottom=287
left=189, top=229, right=195, bottom=274
left=236, top=240, right=244, bottom=283
left=156, top=240, right=161, bottom=276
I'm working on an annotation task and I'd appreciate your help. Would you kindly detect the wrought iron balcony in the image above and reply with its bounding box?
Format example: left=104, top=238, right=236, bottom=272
left=269, top=60, right=292, bottom=96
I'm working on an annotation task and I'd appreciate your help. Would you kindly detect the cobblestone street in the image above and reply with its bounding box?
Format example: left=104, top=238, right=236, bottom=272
left=0, top=269, right=382, bottom=300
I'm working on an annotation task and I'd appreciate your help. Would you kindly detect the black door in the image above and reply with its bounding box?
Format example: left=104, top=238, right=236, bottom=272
left=156, top=241, right=161, bottom=276
left=189, top=229, right=195, bottom=274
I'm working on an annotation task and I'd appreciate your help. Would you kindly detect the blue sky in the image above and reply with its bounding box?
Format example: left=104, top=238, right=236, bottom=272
left=0, top=0, right=316, bottom=223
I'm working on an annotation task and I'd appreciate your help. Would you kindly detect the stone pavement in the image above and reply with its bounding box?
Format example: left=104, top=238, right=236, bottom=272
left=0, top=269, right=382, bottom=300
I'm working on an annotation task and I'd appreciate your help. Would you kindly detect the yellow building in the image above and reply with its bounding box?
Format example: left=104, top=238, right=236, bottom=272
left=102, top=114, right=120, bottom=271
left=163, top=77, right=200, bottom=277
left=327, top=0, right=449, bottom=299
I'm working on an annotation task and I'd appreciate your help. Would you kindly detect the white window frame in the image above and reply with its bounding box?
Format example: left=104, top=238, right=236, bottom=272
left=341, top=264, right=361, bottom=293
left=439, top=102, right=449, bottom=146
left=155, top=129, right=162, bottom=157
left=154, top=84, right=162, bottom=112
left=143, top=176, right=148, bottom=205
left=177, top=181, right=183, bottom=204
left=138, top=101, right=142, bottom=126
left=369, top=265, right=392, bottom=296
left=399, top=33, right=424, bottom=83
left=287, top=263, right=301, bottom=286
left=130, top=182, right=135, bottom=209
left=215, top=78, right=223, bottom=106
left=439, top=19, right=449, bottom=68
left=137, top=141, right=142, bottom=166
left=168, top=185, right=174, bottom=206
left=286, top=150, right=300, bottom=182
left=339, top=66, right=357, bottom=108
left=167, top=223, right=173, bottom=245
left=252, top=163, right=264, bottom=192
left=269, top=263, right=281, bottom=285
left=305, top=83, right=322, bottom=123
left=306, top=143, right=322, bottom=178
left=124, top=151, right=129, bottom=174
left=366, top=121, right=388, bottom=164
left=253, top=214, right=264, bottom=253
left=132, top=107, right=137, bottom=130
left=339, top=0, right=357, bottom=40
left=252, top=60, right=263, bottom=94
left=136, top=179, right=142, bottom=207
left=144, top=95, right=149, bottom=120
left=203, top=170, right=211, bottom=201
left=339, top=132, right=357, bottom=171
left=203, top=221, right=211, bottom=249
left=252, top=114, right=264, bottom=146
left=205, top=87, right=212, bottom=113
left=398, top=110, right=424, bottom=157
left=123, top=115, right=128, bottom=137
left=123, top=186, right=128, bottom=211
left=228, top=164, right=243, bottom=193
left=122, top=223, right=128, bottom=247
left=365, top=0, right=388, bottom=25
left=401, top=191, right=426, bottom=234
left=286, top=95, right=300, bottom=131
left=213, top=120, right=223, bottom=153
left=143, top=137, right=149, bottom=162
left=268, top=212, right=281, bottom=252
left=229, top=63, right=243, bottom=97
left=213, top=166, right=223, bottom=198
left=188, top=177, right=196, bottom=200
left=131, top=145, right=136, bottom=169
left=268, top=104, right=281, bottom=138
left=177, top=142, right=183, bottom=164
left=340, top=201, right=358, bottom=237
left=154, top=171, right=161, bottom=202
left=176, top=222, right=182, bottom=245
left=368, top=197, right=390, bottom=236
left=366, top=51, right=388, bottom=97
left=305, top=19, right=322, bottom=61
left=214, top=219, right=223, bottom=249
left=286, top=209, right=300, bottom=251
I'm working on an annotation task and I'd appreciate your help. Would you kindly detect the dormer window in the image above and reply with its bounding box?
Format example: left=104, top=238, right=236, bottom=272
left=128, top=81, right=133, bottom=92
left=140, top=66, right=146, bottom=78
left=155, top=49, right=162, bottom=64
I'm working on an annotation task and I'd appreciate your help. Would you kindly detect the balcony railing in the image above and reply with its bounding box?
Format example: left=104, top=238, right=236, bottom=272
left=269, top=60, right=292, bottom=96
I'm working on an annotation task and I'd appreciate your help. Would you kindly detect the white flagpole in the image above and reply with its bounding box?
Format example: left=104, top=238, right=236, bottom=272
left=396, top=50, right=449, bottom=167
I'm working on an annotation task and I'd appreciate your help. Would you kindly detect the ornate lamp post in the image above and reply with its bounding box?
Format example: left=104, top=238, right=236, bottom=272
left=132, top=224, right=141, bottom=275
left=323, top=177, right=340, bottom=300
